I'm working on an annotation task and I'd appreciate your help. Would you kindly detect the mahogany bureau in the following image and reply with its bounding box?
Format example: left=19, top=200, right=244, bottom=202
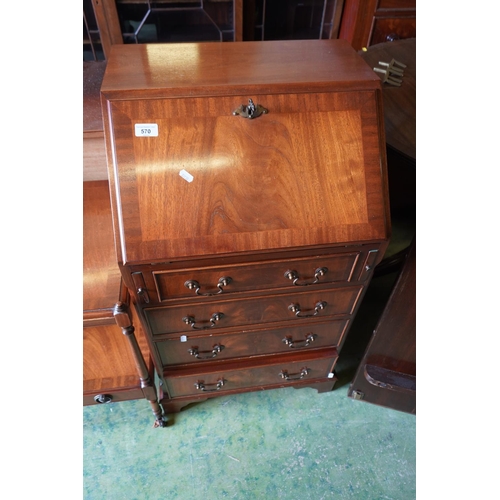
left=100, top=39, right=391, bottom=416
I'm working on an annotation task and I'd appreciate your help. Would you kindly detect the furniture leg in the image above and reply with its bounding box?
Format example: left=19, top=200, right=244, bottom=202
left=113, top=302, right=167, bottom=427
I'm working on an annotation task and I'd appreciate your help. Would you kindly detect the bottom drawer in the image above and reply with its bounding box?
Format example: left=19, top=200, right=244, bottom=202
left=83, top=387, right=145, bottom=406
left=163, top=348, right=338, bottom=398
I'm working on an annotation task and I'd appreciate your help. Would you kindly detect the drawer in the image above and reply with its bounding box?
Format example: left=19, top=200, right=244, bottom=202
left=164, top=349, right=338, bottom=398
left=83, top=388, right=145, bottom=406
left=145, top=286, right=363, bottom=335
left=371, top=17, right=416, bottom=46
left=156, top=319, right=349, bottom=366
left=152, top=252, right=361, bottom=301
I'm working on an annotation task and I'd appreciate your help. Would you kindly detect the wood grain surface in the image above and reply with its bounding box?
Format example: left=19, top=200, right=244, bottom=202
left=83, top=180, right=121, bottom=312
left=108, top=90, right=388, bottom=262
left=101, top=40, right=381, bottom=99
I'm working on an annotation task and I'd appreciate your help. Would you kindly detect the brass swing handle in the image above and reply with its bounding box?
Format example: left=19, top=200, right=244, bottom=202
left=284, top=267, right=328, bottom=286
left=282, top=333, right=317, bottom=348
left=288, top=301, right=327, bottom=318
left=233, top=99, right=268, bottom=119
left=188, top=344, right=225, bottom=359
left=94, top=394, right=113, bottom=404
left=184, top=277, right=232, bottom=296
left=194, top=379, right=225, bottom=392
left=182, top=312, right=224, bottom=330
left=279, top=368, right=310, bottom=381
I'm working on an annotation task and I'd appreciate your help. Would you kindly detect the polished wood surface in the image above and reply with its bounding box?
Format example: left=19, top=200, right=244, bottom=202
left=83, top=323, right=144, bottom=396
left=152, top=250, right=362, bottom=301
left=113, top=302, right=166, bottom=426
left=101, top=40, right=391, bottom=415
left=156, top=320, right=349, bottom=366
left=83, top=181, right=144, bottom=403
left=102, top=46, right=389, bottom=263
left=161, top=376, right=337, bottom=414
left=83, top=180, right=121, bottom=312
left=83, top=181, right=162, bottom=422
left=83, top=62, right=108, bottom=181
left=145, top=285, right=362, bottom=335
left=101, top=39, right=381, bottom=99
left=348, top=239, right=415, bottom=413
left=164, top=348, right=338, bottom=398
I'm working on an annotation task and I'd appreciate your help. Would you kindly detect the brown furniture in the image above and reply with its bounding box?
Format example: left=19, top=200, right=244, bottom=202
left=346, top=39, right=415, bottom=414
left=348, top=238, right=415, bottom=413
left=339, top=0, right=416, bottom=50
left=83, top=180, right=165, bottom=426
left=84, top=62, right=108, bottom=181
left=360, top=38, right=415, bottom=242
left=100, top=39, right=391, bottom=415
left=359, top=38, right=415, bottom=161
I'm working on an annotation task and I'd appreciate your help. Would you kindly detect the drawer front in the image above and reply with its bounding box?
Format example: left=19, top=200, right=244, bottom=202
left=83, top=388, right=145, bottom=406
left=145, top=286, right=363, bottom=335
left=156, top=320, right=349, bottom=366
left=371, top=17, right=416, bottom=46
left=164, top=352, right=337, bottom=398
left=153, top=252, right=361, bottom=301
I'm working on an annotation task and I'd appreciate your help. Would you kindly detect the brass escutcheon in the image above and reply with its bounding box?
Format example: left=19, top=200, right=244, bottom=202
left=233, top=99, right=268, bottom=119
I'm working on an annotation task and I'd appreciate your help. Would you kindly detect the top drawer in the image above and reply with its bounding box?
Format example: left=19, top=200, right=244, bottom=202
left=152, top=252, right=361, bottom=301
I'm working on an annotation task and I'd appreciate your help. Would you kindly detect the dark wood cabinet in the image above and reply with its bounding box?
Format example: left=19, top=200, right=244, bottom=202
left=100, top=39, right=391, bottom=416
left=339, top=0, right=416, bottom=50
left=348, top=239, right=415, bottom=413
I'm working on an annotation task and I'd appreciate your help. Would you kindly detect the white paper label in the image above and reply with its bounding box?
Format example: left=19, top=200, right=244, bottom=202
left=179, top=169, right=194, bottom=183
left=180, top=335, right=188, bottom=342
left=135, top=123, right=158, bottom=137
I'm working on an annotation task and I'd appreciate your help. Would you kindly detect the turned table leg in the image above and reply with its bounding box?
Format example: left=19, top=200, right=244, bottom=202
left=113, top=302, right=167, bottom=428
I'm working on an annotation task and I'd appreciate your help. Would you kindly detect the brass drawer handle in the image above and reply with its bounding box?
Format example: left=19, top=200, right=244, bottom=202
left=284, top=267, right=328, bottom=286
left=233, top=98, right=268, bottom=119
left=188, top=344, right=225, bottom=360
left=194, top=379, right=225, bottom=392
left=288, top=301, right=327, bottom=318
left=279, top=368, right=310, bottom=381
left=94, top=394, right=113, bottom=404
left=282, top=333, right=317, bottom=348
left=182, top=312, right=224, bottom=330
left=184, top=277, right=232, bottom=296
